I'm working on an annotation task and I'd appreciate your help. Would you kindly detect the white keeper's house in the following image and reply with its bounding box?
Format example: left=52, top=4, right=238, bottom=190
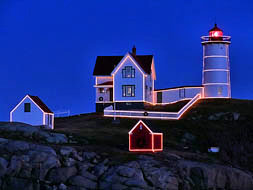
left=10, top=95, right=54, bottom=129
left=93, top=24, right=231, bottom=117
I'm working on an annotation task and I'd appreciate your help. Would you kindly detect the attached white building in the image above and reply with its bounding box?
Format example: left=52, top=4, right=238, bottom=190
left=93, top=46, right=156, bottom=111
left=10, top=95, right=54, bottom=129
left=93, top=46, right=203, bottom=112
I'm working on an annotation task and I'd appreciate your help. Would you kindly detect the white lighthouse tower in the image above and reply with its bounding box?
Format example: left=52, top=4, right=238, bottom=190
left=201, top=24, right=231, bottom=98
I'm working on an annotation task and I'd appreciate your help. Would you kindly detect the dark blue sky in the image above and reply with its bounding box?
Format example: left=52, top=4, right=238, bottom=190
left=0, top=0, right=252, bottom=120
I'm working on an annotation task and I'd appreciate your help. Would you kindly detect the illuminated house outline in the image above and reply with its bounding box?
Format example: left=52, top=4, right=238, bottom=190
left=10, top=95, right=54, bottom=129
left=93, top=24, right=231, bottom=119
left=129, top=120, right=163, bottom=152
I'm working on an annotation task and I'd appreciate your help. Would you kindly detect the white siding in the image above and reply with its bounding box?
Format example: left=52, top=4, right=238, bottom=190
left=145, top=74, right=153, bottom=103
left=11, top=97, right=44, bottom=126
left=154, top=87, right=203, bottom=104
left=96, top=88, right=111, bottom=102
left=114, top=57, right=144, bottom=101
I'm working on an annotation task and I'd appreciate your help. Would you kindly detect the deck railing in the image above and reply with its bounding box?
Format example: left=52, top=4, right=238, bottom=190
left=104, top=93, right=201, bottom=120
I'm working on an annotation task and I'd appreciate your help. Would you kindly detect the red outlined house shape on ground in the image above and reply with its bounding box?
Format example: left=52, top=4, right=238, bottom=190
left=129, top=120, right=163, bottom=152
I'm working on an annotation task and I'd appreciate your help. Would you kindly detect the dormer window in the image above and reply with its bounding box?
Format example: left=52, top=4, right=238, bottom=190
left=122, top=66, right=135, bottom=78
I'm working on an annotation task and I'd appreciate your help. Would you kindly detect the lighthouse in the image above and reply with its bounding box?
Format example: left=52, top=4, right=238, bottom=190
left=201, top=24, right=231, bottom=98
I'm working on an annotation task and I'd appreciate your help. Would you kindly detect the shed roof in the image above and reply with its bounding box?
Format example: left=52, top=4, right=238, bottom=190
left=28, top=95, right=53, bottom=113
left=129, top=120, right=162, bottom=134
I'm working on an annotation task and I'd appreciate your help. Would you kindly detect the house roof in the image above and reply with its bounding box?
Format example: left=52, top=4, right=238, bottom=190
left=93, top=54, right=153, bottom=76
left=28, top=95, right=53, bottom=113
left=97, top=81, right=113, bottom=86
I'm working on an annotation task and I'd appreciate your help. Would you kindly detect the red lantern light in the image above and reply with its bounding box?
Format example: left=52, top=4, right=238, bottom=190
left=209, top=30, right=223, bottom=38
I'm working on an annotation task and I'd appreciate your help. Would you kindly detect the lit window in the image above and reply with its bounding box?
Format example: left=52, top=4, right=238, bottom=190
left=122, top=66, right=135, bottom=78
left=218, top=87, right=223, bottom=95
left=122, top=85, right=135, bottom=97
left=24, top=103, right=31, bottom=112
left=99, top=88, right=105, bottom=93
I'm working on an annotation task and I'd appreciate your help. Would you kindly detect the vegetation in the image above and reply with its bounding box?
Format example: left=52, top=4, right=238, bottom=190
left=54, top=98, right=253, bottom=172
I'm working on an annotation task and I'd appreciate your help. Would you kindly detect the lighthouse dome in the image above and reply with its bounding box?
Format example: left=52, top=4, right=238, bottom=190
left=209, top=24, right=223, bottom=38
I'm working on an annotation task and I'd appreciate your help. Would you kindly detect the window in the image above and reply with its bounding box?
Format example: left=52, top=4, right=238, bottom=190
left=99, top=88, right=105, bottom=93
left=218, top=87, right=223, bottom=95
left=24, top=103, right=31, bottom=112
left=122, top=85, right=135, bottom=97
left=122, top=66, right=135, bottom=78
left=179, top=89, right=185, bottom=98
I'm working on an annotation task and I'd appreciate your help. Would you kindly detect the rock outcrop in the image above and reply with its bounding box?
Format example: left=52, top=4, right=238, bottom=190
left=0, top=123, right=252, bottom=190
left=0, top=136, right=252, bottom=190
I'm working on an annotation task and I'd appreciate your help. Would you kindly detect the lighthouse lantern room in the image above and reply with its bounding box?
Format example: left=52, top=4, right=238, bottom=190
left=201, top=24, right=231, bottom=98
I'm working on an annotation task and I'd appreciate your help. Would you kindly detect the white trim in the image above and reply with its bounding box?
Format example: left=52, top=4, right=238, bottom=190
left=10, top=95, right=53, bottom=122
left=96, top=101, right=113, bottom=103
left=43, top=113, right=45, bottom=125
left=154, top=86, right=203, bottom=92
left=201, top=41, right=231, bottom=44
left=128, top=120, right=153, bottom=134
left=203, top=83, right=229, bottom=85
left=113, top=74, right=115, bottom=102
left=111, top=53, right=146, bottom=76
left=151, top=58, right=156, bottom=80
left=204, top=55, right=228, bottom=58
left=203, top=97, right=230, bottom=99
left=203, top=69, right=229, bottom=72
left=143, top=75, right=145, bottom=101
left=201, top=35, right=231, bottom=40
left=94, top=85, right=113, bottom=88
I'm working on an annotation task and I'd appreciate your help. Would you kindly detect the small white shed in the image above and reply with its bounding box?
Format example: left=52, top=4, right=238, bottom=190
left=10, top=95, right=54, bottom=129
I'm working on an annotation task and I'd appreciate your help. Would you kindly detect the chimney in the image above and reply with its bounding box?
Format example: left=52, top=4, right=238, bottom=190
left=132, top=45, right=136, bottom=56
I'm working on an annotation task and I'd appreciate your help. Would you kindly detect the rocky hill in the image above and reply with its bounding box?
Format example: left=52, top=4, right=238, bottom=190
left=0, top=98, right=253, bottom=190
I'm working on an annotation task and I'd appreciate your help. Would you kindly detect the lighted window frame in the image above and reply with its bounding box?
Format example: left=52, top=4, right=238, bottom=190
left=24, top=103, right=31, bottom=112
left=122, top=66, right=135, bottom=78
left=122, top=85, right=135, bottom=97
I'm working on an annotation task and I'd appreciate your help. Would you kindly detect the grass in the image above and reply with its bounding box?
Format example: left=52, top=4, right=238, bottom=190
left=54, top=98, right=253, bottom=171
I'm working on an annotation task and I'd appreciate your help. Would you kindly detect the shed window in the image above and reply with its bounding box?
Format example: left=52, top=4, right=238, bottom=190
left=122, top=66, right=135, bottom=78
left=24, top=103, right=31, bottom=112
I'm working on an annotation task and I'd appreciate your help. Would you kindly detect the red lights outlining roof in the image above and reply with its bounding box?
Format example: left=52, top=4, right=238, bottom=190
left=129, top=120, right=163, bottom=152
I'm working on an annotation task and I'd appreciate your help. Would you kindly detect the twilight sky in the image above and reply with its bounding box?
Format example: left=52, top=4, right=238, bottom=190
left=0, top=0, right=252, bottom=121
